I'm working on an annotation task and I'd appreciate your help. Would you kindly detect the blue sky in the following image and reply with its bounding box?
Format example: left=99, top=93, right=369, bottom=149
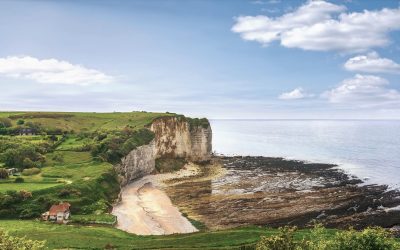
left=1, top=0, right=400, bottom=119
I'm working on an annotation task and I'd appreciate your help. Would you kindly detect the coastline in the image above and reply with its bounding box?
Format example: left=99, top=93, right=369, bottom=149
left=165, top=156, right=400, bottom=230
left=113, top=155, right=400, bottom=235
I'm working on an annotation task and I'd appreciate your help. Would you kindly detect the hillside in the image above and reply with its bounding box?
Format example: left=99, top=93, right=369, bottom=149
left=0, top=111, right=176, bottom=219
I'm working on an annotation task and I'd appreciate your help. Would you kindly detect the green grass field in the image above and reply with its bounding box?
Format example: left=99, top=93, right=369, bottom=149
left=0, top=220, right=326, bottom=249
left=0, top=111, right=173, bottom=132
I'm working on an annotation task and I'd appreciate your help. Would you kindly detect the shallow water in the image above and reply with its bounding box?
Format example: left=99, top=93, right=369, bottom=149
left=211, top=120, right=400, bottom=189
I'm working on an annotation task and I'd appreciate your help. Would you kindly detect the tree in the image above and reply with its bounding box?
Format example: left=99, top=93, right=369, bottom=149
left=0, top=168, right=9, bottom=179
left=0, top=230, right=45, bottom=250
left=16, top=119, right=25, bottom=125
left=0, top=118, right=12, bottom=128
left=22, top=158, right=34, bottom=169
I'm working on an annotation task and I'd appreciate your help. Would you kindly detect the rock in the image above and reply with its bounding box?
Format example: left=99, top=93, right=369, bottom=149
left=316, top=211, right=327, bottom=219
left=150, top=116, right=212, bottom=162
left=115, top=140, right=156, bottom=186
left=114, top=116, right=212, bottom=186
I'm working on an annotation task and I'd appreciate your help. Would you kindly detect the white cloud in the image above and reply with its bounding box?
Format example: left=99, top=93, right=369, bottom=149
left=0, top=56, right=114, bottom=85
left=323, top=74, right=400, bottom=105
left=279, top=87, right=311, bottom=100
left=232, top=1, right=344, bottom=45
left=344, top=52, right=400, bottom=74
left=232, top=1, right=400, bottom=52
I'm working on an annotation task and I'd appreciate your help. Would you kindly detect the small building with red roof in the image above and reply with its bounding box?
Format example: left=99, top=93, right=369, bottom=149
left=42, top=202, right=71, bottom=223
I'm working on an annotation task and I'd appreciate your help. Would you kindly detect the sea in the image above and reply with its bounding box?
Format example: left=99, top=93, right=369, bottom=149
left=211, top=119, right=400, bottom=190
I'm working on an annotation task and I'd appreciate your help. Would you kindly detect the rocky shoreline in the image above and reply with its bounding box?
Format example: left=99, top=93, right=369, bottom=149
left=164, top=156, right=400, bottom=230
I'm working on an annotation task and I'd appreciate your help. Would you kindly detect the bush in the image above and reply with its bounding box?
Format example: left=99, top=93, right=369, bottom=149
left=51, top=152, right=64, bottom=163
left=0, top=230, right=45, bottom=249
left=22, top=167, right=41, bottom=176
left=22, top=158, right=34, bottom=168
left=256, top=226, right=297, bottom=250
left=256, top=225, right=400, bottom=250
left=0, top=117, right=12, bottom=128
left=0, top=168, right=9, bottom=179
left=14, top=177, right=24, bottom=183
left=16, top=119, right=25, bottom=125
left=91, top=128, right=154, bottom=164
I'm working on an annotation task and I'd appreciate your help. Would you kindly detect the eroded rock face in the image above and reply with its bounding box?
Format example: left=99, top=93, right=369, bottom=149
left=150, top=117, right=212, bottom=162
left=115, top=116, right=212, bottom=185
left=114, top=140, right=156, bottom=186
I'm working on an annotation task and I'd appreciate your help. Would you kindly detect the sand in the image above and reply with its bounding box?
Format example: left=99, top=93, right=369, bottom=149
left=112, top=164, right=199, bottom=235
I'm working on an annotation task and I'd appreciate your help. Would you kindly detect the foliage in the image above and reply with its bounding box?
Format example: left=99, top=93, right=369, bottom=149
left=0, top=168, right=9, bottom=179
left=331, top=227, right=399, bottom=250
left=0, top=230, right=45, bottom=250
left=22, top=168, right=41, bottom=176
left=256, top=226, right=298, bottom=250
left=16, top=119, right=25, bottom=125
left=14, top=177, right=24, bottom=183
left=0, top=137, right=49, bottom=169
left=0, top=118, right=12, bottom=128
left=256, top=225, right=400, bottom=250
left=173, top=115, right=210, bottom=131
left=91, top=128, right=154, bottom=164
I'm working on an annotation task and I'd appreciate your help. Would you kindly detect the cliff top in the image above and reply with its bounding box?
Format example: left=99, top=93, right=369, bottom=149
left=0, top=111, right=173, bottom=133
left=0, top=111, right=209, bottom=133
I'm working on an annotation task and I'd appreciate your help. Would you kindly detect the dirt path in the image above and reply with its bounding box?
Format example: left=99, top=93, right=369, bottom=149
left=112, top=164, right=200, bottom=235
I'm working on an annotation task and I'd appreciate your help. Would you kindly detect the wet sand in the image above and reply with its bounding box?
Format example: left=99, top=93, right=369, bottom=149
left=112, top=164, right=199, bottom=235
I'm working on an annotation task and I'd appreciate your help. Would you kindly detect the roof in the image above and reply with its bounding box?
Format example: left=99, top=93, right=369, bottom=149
left=49, top=202, right=71, bottom=216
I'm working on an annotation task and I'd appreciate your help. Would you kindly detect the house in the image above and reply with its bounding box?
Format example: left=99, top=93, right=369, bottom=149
left=42, top=202, right=71, bottom=223
left=6, top=168, right=18, bottom=175
left=19, top=128, right=36, bottom=136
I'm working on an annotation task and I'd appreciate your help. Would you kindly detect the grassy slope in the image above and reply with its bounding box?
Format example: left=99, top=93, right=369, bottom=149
left=0, top=111, right=175, bottom=218
left=0, top=111, right=171, bottom=132
left=0, top=220, right=333, bottom=250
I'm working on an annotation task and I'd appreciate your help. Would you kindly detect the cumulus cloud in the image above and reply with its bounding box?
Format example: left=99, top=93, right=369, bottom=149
left=323, top=74, right=400, bottom=104
left=0, top=56, right=114, bottom=85
left=232, top=0, right=400, bottom=52
left=279, top=87, right=311, bottom=100
left=344, top=52, right=400, bottom=74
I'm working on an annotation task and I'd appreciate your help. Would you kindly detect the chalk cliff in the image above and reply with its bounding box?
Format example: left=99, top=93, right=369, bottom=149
left=150, top=116, right=212, bottom=162
left=114, top=116, right=212, bottom=185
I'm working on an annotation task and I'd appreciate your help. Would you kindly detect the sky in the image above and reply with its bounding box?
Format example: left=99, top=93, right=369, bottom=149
left=1, top=0, right=400, bottom=119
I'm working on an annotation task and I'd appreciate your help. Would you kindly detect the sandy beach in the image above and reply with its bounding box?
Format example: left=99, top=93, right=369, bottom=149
left=112, top=164, right=200, bottom=235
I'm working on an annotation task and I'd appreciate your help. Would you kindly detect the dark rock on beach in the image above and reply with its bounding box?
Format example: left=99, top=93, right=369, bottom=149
left=164, top=156, right=400, bottom=230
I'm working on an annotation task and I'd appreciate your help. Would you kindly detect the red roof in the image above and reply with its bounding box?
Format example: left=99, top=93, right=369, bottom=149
left=49, top=202, right=70, bottom=216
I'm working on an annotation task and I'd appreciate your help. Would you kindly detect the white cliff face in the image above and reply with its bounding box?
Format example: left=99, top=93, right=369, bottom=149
left=150, top=117, right=212, bottom=162
left=115, top=116, right=212, bottom=185
left=114, top=140, right=156, bottom=186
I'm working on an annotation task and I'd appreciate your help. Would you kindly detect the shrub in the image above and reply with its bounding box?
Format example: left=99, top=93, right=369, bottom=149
left=52, top=152, right=64, bottom=163
left=22, top=158, right=34, bottom=168
left=22, top=167, right=41, bottom=176
left=0, top=230, right=45, bottom=249
left=0, top=168, right=9, bottom=179
left=256, top=225, right=400, bottom=250
left=14, top=177, right=24, bottom=183
left=331, top=227, right=399, bottom=250
left=256, top=226, right=297, bottom=250
left=0, top=117, right=12, bottom=128
left=16, top=119, right=25, bottom=125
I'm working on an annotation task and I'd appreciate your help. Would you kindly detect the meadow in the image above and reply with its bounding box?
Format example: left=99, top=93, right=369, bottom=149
left=0, top=220, right=322, bottom=249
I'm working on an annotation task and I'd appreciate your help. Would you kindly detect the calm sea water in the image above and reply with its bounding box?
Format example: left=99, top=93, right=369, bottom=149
left=211, top=120, right=400, bottom=189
